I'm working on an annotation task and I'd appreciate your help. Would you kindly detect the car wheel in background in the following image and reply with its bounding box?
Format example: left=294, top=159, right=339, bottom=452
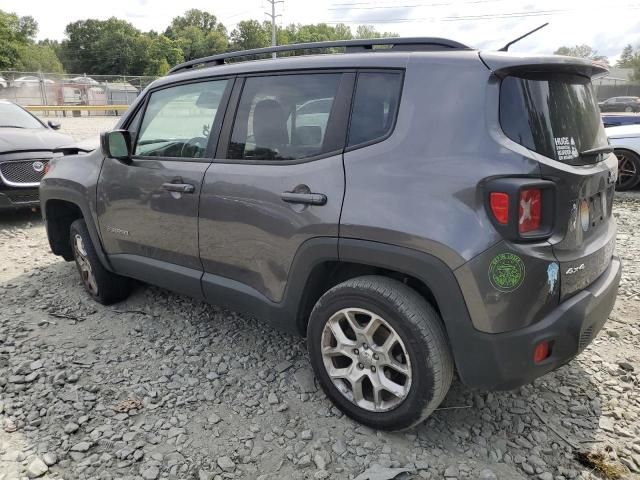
left=625, top=106, right=634, bottom=112
left=307, top=276, right=453, bottom=431
left=615, top=149, right=640, bottom=191
left=70, top=219, right=131, bottom=304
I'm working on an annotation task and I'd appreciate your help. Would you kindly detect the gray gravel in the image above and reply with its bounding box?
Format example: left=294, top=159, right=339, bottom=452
left=0, top=118, right=639, bottom=479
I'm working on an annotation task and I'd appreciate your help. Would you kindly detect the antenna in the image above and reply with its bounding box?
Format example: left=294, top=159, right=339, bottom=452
left=498, top=23, right=549, bottom=52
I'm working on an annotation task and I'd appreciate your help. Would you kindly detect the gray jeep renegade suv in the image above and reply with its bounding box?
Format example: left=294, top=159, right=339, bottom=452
left=40, top=38, right=621, bottom=430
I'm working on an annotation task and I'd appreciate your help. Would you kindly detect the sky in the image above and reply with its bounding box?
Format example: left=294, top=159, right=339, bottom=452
left=2, top=0, right=640, bottom=62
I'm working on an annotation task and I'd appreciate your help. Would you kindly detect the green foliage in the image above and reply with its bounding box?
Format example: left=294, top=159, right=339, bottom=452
left=554, top=44, right=609, bottom=65
left=16, top=43, right=63, bottom=72
left=0, top=10, right=39, bottom=69
left=2, top=7, right=398, bottom=75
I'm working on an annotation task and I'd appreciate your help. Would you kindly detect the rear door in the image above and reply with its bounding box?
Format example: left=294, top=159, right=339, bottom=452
left=198, top=72, right=353, bottom=304
left=97, top=78, right=232, bottom=295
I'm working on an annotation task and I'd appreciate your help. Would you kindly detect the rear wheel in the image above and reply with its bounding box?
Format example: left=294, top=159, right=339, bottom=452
left=614, top=149, right=640, bottom=191
left=70, top=219, right=131, bottom=305
left=625, top=106, right=634, bottom=112
left=307, top=276, right=453, bottom=430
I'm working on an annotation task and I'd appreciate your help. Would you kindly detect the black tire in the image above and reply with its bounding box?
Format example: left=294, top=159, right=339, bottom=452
left=625, top=106, right=634, bottom=112
left=614, top=149, right=640, bottom=191
left=69, top=219, right=131, bottom=305
left=307, top=276, right=453, bottom=431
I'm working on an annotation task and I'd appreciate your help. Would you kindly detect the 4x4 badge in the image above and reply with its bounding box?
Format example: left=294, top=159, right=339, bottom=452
left=489, top=253, right=525, bottom=293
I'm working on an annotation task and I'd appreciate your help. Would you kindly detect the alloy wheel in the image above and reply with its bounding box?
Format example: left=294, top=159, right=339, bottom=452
left=73, top=233, right=98, bottom=296
left=320, top=308, right=412, bottom=412
left=615, top=151, right=639, bottom=189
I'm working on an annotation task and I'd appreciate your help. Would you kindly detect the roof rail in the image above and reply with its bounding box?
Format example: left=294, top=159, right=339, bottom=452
left=168, top=37, right=471, bottom=74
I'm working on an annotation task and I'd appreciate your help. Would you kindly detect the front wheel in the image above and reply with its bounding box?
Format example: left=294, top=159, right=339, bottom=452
left=307, top=276, right=453, bottom=430
left=70, top=219, right=131, bottom=305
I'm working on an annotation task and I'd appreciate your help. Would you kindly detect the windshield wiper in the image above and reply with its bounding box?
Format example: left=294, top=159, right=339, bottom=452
left=0, top=125, right=26, bottom=128
left=580, top=146, right=614, bottom=157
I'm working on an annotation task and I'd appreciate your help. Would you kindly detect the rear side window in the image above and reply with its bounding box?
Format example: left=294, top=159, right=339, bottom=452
left=500, top=73, right=608, bottom=164
left=348, top=72, right=403, bottom=147
left=228, top=74, right=342, bottom=161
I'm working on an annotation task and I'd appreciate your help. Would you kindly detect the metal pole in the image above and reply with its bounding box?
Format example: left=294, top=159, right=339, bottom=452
left=265, top=0, right=283, bottom=59
left=271, top=0, right=276, bottom=59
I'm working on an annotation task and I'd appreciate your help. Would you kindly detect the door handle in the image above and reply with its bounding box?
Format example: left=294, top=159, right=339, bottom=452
left=162, top=182, right=195, bottom=194
left=281, top=191, right=327, bottom=206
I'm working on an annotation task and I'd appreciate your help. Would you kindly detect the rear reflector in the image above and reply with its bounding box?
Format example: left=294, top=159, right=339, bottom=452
left=519, top=189, right=541, bottom=233
left=489, top=192, right=510, bottom=225
left=533, top=341, right=551, bottom=363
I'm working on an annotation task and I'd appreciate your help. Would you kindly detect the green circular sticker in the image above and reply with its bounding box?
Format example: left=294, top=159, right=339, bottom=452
left=489, top=253, right=525, bottom=292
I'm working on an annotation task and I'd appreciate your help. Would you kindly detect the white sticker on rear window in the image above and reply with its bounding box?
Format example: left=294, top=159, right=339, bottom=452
left=554, top=136, right=579, bottom=161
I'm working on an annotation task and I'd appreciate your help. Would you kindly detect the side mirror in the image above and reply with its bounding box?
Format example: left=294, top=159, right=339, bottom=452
left=100, top=130, right=132, bottom=163
left=48, top=120, right=61, bottom=130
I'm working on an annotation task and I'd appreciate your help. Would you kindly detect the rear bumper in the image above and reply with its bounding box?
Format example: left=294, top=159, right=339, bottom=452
left=457, top=256, right=621, bottom=390
left=0, top=188, right=40, bottom=210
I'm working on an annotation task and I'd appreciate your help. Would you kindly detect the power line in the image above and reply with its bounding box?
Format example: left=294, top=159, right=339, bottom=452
left=320, top=5, right=640, bottom=24
left=328, top=0, right=507, bottom=10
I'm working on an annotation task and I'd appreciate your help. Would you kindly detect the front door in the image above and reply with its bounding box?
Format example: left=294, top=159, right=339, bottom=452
left=97, top=78, right=232, bottom=295
left=199, top=72, right=353, bottom=304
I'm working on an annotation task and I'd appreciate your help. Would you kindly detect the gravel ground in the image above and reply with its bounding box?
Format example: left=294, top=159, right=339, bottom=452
left=0, top=118, right=639, bottom=480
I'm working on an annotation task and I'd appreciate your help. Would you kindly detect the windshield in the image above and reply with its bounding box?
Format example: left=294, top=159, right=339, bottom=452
left=0, top=103, right=44, bottom=129
left=500, top=73, right=608, bottom=164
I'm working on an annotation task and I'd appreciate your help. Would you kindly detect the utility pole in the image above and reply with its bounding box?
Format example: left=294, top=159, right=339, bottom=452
left=265, top=0, right=283, bottom=59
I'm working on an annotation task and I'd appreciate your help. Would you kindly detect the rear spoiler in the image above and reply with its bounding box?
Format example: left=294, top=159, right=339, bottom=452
left=479, top=51, right=609, bottom=79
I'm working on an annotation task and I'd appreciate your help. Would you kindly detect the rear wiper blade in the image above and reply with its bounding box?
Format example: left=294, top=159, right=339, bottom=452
left=0, top=125, right=26, bottom=128
left=580, top=146, right=614, bottom=156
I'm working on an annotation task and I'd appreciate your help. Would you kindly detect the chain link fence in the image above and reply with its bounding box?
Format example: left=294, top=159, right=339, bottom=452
left=0, top=71, right=157, bottom=116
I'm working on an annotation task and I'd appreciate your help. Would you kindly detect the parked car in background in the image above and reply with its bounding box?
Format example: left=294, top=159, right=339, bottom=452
left=0, top=77, right=7, bottom=88
left=599, top=96, right=640, bottom=113
left=12, top=75, right=55, bottom=87
left=601, top=113, right=640, bottom=128
left=606, top=124, right=640, bottom=190
left=0, top=100, right=80, bottom=210
left=70, top=76, right=99, bottom=85
left=41, top=38, right=621, bottom=430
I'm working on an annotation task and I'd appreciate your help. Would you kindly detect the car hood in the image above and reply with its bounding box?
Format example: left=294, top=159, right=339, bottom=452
left=605, top=124, right=640, bottom=139
left=0, top=128, right=74, bottom=154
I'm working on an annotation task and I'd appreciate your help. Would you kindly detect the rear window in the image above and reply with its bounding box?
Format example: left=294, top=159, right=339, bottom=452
left=500, top=73, right=608, bottom=164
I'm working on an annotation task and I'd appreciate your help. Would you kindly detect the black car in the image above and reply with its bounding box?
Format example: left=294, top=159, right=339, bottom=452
left=0, top=100, right=74, bottom=210
left=599, top=96, right=640, bottom=113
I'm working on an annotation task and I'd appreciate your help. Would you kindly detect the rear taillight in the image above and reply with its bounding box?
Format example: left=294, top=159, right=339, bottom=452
left=489, top=192, right=509, bottom=224
left=484, top=179, right=555, bottom=242
left=518, top=189, right=541, bottom=233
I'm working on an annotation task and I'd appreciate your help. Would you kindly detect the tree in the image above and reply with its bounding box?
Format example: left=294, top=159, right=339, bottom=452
left=165, top=9, right=228, bottom=60
left=229, top=20, right=270, bottom=51
left=0, top=9, right=63, bottom=72
left=16, top=44, right=63, bottom=72
left=165, top=9, right=226, bottom=38
left=618, top=44, right=636, bottom=68
left=554, top=44, right=608, bottom=65
left=0, top=10, right=38, bottom=69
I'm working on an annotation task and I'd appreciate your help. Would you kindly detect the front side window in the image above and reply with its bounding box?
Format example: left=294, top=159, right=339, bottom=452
left=135, top=80, right=228, bottom=159
left=347, top=72, right=403, bottom=147
left=228, top=74, right=342, bottom=161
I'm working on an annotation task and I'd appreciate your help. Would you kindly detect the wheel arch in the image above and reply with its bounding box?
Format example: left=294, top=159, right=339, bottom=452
left=42, top=191, right=112, bottom=271
left=288, top=238, right=474, bottom=370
